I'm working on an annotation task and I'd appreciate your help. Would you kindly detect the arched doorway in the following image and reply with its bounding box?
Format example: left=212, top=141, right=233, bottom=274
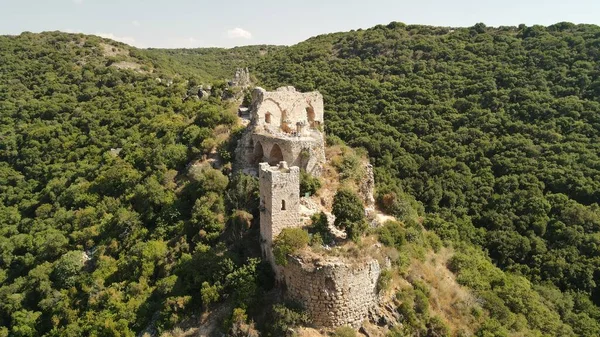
left=252, top=141, right=264, bottom=166
left=269, top=144, right=284, bottom=165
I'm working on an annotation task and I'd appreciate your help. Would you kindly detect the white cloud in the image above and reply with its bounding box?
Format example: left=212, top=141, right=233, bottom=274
left=95, top=33, right=138, bottom=47
left=132, top=20, right=141, bottom=27
left=226, top=27, right=252, bottom=39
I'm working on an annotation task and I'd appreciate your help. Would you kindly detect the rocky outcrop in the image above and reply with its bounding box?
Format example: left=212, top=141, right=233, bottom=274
left=360, top=163, right=376, bottom=209
left=229, top=67, right=251, bottom=88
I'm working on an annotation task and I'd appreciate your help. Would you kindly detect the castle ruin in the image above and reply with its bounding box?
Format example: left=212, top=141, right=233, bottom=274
left=235, top=86, right=326, bottom=177
left=235, top=86, right=380, bottom=328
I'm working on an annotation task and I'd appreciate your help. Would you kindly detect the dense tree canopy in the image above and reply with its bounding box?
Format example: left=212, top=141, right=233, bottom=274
left=0, top=31, right=263, bottom=336
left=254, top=22, right=600, bottom=334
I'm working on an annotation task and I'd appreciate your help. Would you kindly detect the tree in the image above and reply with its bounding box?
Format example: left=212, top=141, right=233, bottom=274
left=272, top=228, right=309, bottom=266
left=51, top=251, right=85, bottom=289
left=332, top=188, right=367, bottom=241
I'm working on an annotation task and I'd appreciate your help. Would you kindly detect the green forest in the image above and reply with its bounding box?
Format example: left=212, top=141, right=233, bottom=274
left=253, top=22, right=600, bottom=336
left=1, top=21, right=600, bottom=336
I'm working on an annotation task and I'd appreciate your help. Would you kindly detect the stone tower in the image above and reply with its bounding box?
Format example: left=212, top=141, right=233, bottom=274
left=258, top=161, right=301, bottom=270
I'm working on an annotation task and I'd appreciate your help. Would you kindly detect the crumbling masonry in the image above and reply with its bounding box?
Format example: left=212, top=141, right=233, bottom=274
left=235, top=86, right=326, bottom=177
left=236, top=86, right=380, bottom=328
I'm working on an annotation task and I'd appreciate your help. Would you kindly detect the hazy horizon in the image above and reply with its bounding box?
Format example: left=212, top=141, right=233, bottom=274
left=2, top=0, right=600, bottom=48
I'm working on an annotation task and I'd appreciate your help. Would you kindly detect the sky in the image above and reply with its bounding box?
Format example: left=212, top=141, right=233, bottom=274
left=1, top=0, right=600, bottom=49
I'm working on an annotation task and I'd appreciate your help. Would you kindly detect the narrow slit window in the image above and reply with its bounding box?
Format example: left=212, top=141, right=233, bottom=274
left=281, top=200, right=286, bottom=210
left=265, top=112, right=271, bottom=124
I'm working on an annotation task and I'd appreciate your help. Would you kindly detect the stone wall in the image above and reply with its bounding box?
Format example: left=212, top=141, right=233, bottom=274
left=259, top=162, right=301, bottom=270
left=283, top=255, right=381, bottom=327
left=251, top=86, right=324, bottom=131
left=235, top=86, right=326, bottom=176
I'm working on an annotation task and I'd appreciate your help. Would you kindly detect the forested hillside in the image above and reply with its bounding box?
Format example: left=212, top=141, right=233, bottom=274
left=254, top=22, right=600, bottom=335
left=144, top=45, right=282, bottom=83
left=0, top=32, right=264, bottom=336
left=3, top=22, right=600, bottom=337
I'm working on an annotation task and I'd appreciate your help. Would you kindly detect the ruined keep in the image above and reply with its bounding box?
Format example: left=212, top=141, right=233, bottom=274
left=235, top=86, right=326, bottom=176
left=258, top=161, right=382, bottom=327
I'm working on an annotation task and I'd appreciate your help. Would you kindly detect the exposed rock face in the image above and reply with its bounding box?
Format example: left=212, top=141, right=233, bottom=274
left=229, top=67, right=251, bottom=87
left=235, top=87, right=326, bottom=177
left=360, top=163, right=376, bottom=209
left=284, top=255, right=381, bottom=327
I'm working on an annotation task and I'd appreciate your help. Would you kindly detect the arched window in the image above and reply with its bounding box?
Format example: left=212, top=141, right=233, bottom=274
left=281, top=200, right=286, bottom=210
left=269, top=144, right=284, bottom=166
left=252, top=141, right=264, bottom=166
left=265, top=112, right=271, bottom=124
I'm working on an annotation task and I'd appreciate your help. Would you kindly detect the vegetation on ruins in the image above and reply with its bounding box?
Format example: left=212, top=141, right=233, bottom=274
left=272, top=228, right=310, bottom=266
left=299, top=169, right=322, bottom=196
left=332, top=188, right=368, bottom=242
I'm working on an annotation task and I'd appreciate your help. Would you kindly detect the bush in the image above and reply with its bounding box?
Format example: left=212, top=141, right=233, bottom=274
left=200, top=281, right=221, bottom=308
left=378, top=189, right=423, bottom=222
left=266, top=302, right=309, bottom=337
left=272, top=228, right=309, bottom=266
left=332, top=149, right=364, bottom=181
left=378, top=220, right=406, bottom=248
left=377, top=269, right=393, bottom=293
left=300, top=170, right=322, bottom=196
left=332, top=188, right=367, bottom=242
left=310, top=211, right=332, bottom=243
left=426, top=316, right=450, bottom=337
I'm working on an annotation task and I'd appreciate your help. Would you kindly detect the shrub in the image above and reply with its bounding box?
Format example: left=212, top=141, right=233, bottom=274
left=266, top=302, right=309, bottom=337
left=426, top=316, right=450, bottom=337
left=272, top=228, right=309, bottom=266
left=425, top=232, right=443, bottom=252
left=378, top=220, right=406, bottom=248
left=200, top=281, right=221, bottom=308
left=332, top=188, right=367, bottom=242
left=378, top=189, right=423, bottom=222
left=377, top=269, right=393, bottom=293
left=332, top=149, right=364, bottom=181
left=310, top=211, right=332, bottom=243
left=300, top=170, right=322, bottom=196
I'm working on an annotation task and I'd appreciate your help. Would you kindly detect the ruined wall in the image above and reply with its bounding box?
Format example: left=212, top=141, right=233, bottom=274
left=284, top=256, right=381, bottom=327
left=234, top=86, right=326, bottom=176
left=252, top=86, right=324, bottom=131
left=259, top=162, right=301, bottom=268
